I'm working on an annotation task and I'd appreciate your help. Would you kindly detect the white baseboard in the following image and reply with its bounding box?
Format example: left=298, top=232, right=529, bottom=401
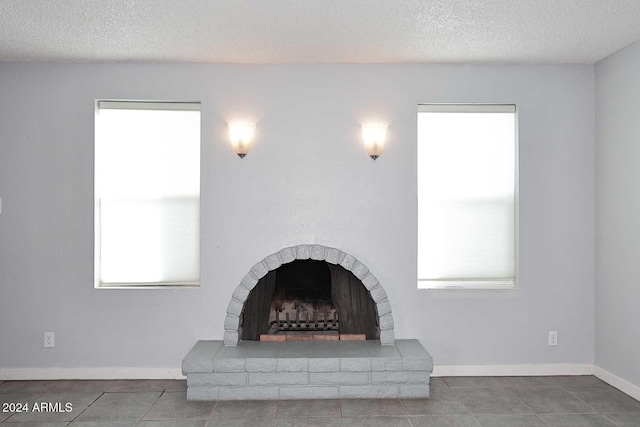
left=0, top=364, right=624, bottom=385
left=432, top=363, right=594, bottom=377
left=0, top=368, right=186, bottom=381
left=593, top=365, right=640, bottom=401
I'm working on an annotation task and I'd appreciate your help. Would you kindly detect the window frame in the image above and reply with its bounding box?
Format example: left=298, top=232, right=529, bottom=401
left=417, top=103, right=519, bottom=290
left=94, top=99, right=202, bottom=290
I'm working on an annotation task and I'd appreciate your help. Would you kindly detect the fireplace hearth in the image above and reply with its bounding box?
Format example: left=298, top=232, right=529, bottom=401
left=183, top=339, right=433, bottom=400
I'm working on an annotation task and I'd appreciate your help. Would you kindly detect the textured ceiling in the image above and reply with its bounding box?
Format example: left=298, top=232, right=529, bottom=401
left=1, top=0, right=639, bottom=64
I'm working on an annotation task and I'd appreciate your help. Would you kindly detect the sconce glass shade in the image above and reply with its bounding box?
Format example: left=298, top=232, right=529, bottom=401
left=362, top=124, right=387, bottom=160
left=229, top=122, right=255, bottom=158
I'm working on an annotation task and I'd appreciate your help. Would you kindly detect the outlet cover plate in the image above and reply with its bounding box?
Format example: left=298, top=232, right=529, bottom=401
left=44, top=332, right=54, bottom=348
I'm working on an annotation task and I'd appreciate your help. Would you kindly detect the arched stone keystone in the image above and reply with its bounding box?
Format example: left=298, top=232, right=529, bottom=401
left=296, top=245, right=310, bottom=259
left=310, top=245, right=326, bottom=260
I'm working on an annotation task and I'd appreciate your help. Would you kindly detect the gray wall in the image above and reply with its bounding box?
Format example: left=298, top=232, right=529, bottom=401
left=0, top=63, right=594, bottom=370
left=595, top=39, right=640, bottom=387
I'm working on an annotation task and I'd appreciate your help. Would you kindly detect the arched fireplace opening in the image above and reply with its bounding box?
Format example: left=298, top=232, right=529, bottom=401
left=223, top=245, right=396, bottom=346
left=241, top=259, right=379, bottom=341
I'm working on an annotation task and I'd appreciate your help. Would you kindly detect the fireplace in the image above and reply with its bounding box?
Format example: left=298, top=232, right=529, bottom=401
left=182, top=245, right=433, bottom=401
left=223, top=244, right=395, bottom=346
left=242, top=259, right=379, bottom=341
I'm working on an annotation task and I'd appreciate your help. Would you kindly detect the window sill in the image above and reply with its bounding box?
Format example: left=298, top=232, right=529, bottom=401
left=418, top=279, right=515, bottom=290
left=95, top=282, right=200, bottom=290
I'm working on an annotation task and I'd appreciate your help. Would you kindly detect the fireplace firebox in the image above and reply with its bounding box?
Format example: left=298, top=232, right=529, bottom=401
left=241, top=260, right=379, bottom=341
left=223, top=245, right=396, bottom=346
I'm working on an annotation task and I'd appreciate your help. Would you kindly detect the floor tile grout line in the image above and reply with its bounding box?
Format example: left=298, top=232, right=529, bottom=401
left=537, top=412, right=553, bottom=427
left=449, top=387, right=509, bottom=418
left=453, top=394, right=475, bottom=418
left=208, top=398, right=219, bottom=420
left=601, top=412, right=626, bottom=427
left=541, top=413, right=624, bottom=427
left=503, top=385, right=539, bottom=415
left=472, top=413, right=553, bottom=426
left=560, top=385, right=602, bottom=413
left=139, top=387, right=171, bottom=422
left=68, top=390, right=106, bottom=422
left=509, top=388, right=603, bottom=415
left=470, top=413, right=482, bottom=426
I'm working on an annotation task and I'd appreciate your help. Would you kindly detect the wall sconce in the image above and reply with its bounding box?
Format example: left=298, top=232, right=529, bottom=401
left=362, top=124, right=387, bottom=160
left=228, top=122, right=255, bottom=158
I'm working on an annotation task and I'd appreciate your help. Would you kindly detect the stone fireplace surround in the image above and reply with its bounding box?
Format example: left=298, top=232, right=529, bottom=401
left=182, top=244, right=433, bottom=400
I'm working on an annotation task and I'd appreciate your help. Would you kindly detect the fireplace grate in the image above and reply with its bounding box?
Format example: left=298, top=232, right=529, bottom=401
left=269, top=307, right=339, bottom=333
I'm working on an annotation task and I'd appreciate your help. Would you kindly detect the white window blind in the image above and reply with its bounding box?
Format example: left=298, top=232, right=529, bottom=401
left=417, top=104, right=517, bottom=289
left=95, top=101, right=201, bottom=287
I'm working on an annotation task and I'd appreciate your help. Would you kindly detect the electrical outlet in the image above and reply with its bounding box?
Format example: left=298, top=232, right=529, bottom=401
left=44, top=332, right=54, bottom=348
left=548, top=331, right=558, bottom=346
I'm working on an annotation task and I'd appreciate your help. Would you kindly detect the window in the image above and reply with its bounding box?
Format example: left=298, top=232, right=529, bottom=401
left=95, top=101, right=201, bottom=288
left=417, top=104, right=517, bottom=289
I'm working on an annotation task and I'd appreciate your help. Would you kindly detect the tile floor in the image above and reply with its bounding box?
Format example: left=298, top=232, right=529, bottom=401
left=0, top=376, right=639, bottom=426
